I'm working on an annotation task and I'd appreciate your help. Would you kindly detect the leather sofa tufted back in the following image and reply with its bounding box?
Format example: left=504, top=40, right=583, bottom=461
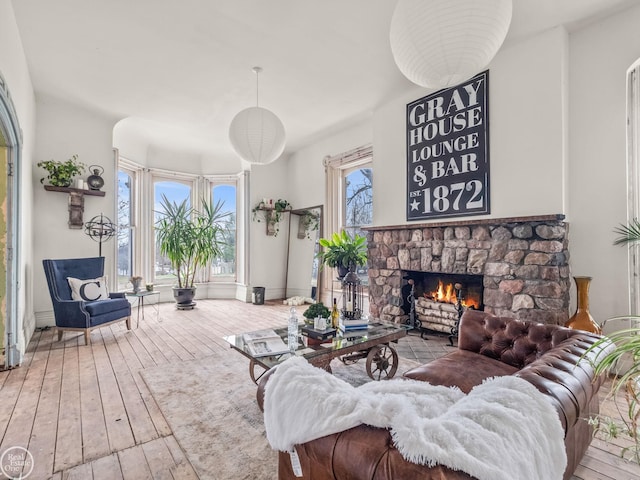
left=458, top=309, right=582, bottom=369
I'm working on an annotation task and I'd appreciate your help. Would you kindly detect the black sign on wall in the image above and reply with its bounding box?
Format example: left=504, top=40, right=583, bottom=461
left=406, top=71, right=490, bottom=221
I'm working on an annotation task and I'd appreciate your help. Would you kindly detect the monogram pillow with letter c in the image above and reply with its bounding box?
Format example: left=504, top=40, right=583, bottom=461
left=67, top=276, right=109, bottom=301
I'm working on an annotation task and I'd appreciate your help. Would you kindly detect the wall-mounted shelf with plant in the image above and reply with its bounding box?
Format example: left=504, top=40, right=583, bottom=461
left=252, top=198, right=291, bottom=236
left=292, top=208, right=321, bottom=240
left=37, top=154, right=86, bottom=187
left=38, top=155, right=105, bottom=228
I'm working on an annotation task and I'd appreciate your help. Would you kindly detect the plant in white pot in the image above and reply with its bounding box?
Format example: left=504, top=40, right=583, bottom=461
left=155, top=194, right=229, bottom=309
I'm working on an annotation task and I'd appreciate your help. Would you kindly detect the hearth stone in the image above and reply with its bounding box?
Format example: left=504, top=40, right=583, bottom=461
left=365, top=215, right=570, bottom=326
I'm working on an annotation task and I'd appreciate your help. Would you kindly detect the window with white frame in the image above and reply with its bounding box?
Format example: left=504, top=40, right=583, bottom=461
left=116, top=167, right=136, bottom=290
left=153, top=177, right=193, bottom=284
left=210, top=182, right=237, bottom=279
left=626, top=60, right=640, bottom=315
left=324, top=145, right=373, bottom=288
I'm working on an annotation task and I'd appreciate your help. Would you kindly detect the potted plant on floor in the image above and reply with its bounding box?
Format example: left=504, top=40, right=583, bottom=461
left=585, top=219, right=640, bottom=462
left=316, top=230, right=367, bottom=279
left=155, top=195, right=230, bottom=309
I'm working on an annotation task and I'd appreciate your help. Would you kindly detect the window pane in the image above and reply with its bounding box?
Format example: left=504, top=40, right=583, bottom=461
left=154, top=180, right=191, bottom=283
left=211, top=184, right=236, bottom=277
left=344, top=167, right=372, bottom=285
left=345, top=168, right=372, bottom=228
left=117, top=170, right=133, bottom=289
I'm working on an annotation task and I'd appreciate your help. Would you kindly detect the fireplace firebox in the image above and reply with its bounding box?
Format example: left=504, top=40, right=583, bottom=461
left=402, top=271, right=483, bottom=342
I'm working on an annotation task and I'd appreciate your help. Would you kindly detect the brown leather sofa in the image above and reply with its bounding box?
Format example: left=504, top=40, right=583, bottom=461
left=258, top=310, right=609, bottom=480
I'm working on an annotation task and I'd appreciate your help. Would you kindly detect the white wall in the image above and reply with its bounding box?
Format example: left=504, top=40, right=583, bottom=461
left=0, top=0, right=37, bottom=360
left=33, top=94, right=119, bottom=321
left=373, top=27, right=569, bottom=227
left=282, top=121, right=372, bottom=302
left=248, top=159, right=290, bottom=299
left=568, top=4, right=640, bottom=324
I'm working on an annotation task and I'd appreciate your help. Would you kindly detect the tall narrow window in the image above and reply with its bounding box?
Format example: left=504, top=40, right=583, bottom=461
left=154, top=179, right=192, bottom=284
left=627, top=60, right=640, bottom=315
left=324, top=144, right=373, bottom=296
left=211, top=183, right=237, bottom=279
left=117, top=168, right=135, bottom=290
left=343, top=166, right=372, bottom=283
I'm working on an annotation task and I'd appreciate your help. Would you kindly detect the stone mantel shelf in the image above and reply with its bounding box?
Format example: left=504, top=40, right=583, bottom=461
left=363, top=214, right=565, bottom=232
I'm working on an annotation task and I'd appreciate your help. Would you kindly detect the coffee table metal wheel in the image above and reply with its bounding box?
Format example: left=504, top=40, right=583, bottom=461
left=249, top=360, right=268, bottom=385
left=366, top=344, right=399, bottom=380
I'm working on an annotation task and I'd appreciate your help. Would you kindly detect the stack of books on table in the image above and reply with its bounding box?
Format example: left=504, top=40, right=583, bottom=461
left=338, top=318, right=369, bottom=337
left=300, top=326, right=336, bottom=345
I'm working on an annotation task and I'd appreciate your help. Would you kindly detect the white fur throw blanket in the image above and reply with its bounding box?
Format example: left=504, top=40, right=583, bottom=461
left=264, top=356, right=566, bottom=480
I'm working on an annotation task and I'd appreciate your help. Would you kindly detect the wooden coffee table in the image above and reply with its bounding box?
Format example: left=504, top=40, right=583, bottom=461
left=224, top=321, right=409, bottom=384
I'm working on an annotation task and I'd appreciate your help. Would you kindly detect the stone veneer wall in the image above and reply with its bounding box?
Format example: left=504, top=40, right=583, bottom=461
left=365, top=215, right=570, bottom=325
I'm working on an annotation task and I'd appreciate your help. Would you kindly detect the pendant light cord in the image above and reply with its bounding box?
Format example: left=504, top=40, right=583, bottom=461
left=252, top=66, right=262, bottom=107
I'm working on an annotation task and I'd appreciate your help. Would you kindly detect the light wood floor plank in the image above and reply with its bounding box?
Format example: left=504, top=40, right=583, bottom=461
left=91, top=453, right=124, bottom=480
left=99, top=328, right=159, bottom=445
left=91, top=341, right=135, bottom=454
left=27, top=345, right=64, bottom=479
left=163, top=435, right=199, bottom=479
left=61, top=461, right=92, bottom=480
left=77, top=339, right=110, bottom=463
left=141, top=437, right=177, bottom=480
left=110, top=326, right=172, bottom=438
left=53, top=344, right=83, bottom=472
left=118, top=444, right=153, bottom=480
left=1, top=330, right=52, bottom=471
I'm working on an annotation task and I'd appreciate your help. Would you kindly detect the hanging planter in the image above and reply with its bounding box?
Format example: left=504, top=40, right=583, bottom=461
left=252, top=198, right=291, bottom=236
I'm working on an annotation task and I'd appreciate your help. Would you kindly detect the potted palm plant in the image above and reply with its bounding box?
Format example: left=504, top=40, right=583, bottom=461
left=155, top=194, right=229, bottom=309
left=316, top=230, right=367, bottom=279
left=584, top=219, right=640, bottom=462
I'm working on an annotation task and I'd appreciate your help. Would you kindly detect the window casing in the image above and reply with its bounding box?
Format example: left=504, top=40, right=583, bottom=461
left=116, top=167, right=136, bottom=290
left=210, top=182, right=237, bottom=279
left=627, top=61, right=640, bottom=315
left=153, top=176, right=193, bottom=285
left=324, top=145, right=373, bottom=296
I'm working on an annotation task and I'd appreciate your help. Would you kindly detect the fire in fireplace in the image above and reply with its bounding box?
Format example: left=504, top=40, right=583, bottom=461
left=402, top=271, right=483, bottom=336
left=428, top=279, right=481, bottom=310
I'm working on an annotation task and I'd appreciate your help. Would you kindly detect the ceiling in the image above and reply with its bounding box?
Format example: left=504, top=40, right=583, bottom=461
left=10, top=0, right=640, bottom=161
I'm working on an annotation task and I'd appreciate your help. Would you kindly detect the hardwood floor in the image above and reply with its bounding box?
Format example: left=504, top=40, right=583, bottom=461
left=0, top=299, right=638, bottom=479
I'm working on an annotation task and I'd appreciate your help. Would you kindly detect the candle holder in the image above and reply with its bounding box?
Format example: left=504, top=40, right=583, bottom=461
left=341, top=266, right=363, bottom=320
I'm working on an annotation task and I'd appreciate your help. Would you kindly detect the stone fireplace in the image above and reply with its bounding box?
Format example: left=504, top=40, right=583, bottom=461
left=365, top=215, right=570, bottom=326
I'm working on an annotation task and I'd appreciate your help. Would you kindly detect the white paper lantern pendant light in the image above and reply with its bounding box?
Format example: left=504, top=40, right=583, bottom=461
left=229, top=66, right=286, bottom=165
left=390, top=0, right=512, bottom=89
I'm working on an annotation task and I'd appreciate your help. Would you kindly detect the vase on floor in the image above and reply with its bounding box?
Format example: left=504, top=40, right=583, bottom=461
left=565, top=276, right=601, bottom=334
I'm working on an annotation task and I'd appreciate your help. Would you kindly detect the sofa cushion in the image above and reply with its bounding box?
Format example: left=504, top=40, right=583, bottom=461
left=85, top=298, right=130, bottom=317
left=403, top=349, right=519, bottom=393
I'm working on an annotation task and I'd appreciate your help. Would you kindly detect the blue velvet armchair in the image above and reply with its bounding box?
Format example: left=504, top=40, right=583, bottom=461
left=43, top=257, right=132, bottom=344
